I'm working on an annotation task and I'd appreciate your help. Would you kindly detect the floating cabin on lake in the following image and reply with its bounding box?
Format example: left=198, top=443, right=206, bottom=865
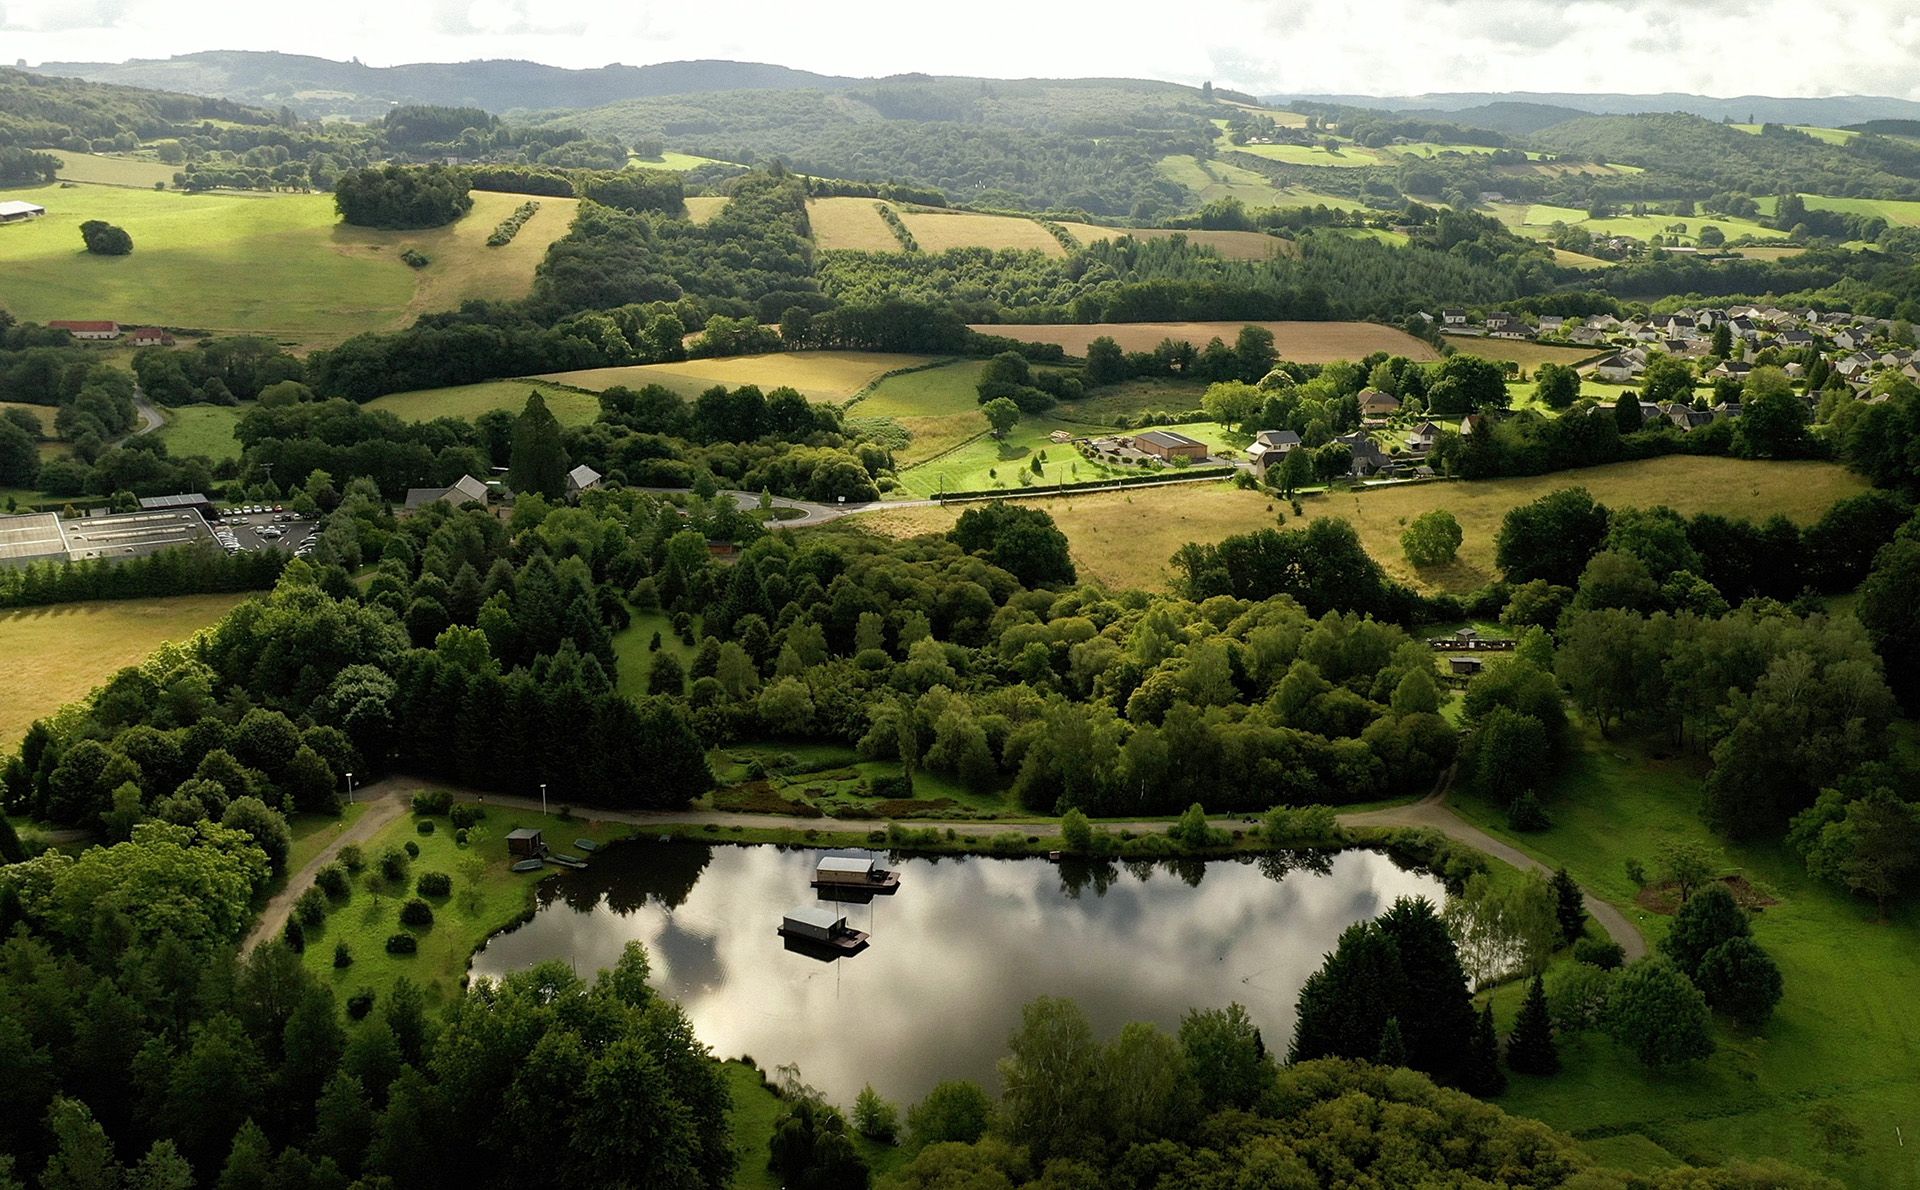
left=812, top=856, right=900, bottom=893
left=779, top=906, right=869, bottom=955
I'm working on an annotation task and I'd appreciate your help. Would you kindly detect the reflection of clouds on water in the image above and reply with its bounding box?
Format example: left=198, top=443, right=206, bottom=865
left=470, top=844, right=1441, bottom=1104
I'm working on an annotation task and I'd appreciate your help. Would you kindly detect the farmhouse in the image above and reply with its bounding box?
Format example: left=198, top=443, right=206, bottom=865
left=48, top=320, right=121, bottom=341
left=403, top=474, right=490, bottom=511
left=1357, top=388, right=1401, bottom=420
left=129, top=328, right=176, bottom=347
left=1334, top=431, right=1390, bottom=477
left=1246, top=429, right=1301, bottom=475
left=0, top=200, right=47, bottom=223
left=566, top=463, right=603, bottom=498
left=1405, top=421, right=1444, bottom=450
left=1132, top=430, right=1209, bottom=462
left=0, top=509, right=217, bottom=569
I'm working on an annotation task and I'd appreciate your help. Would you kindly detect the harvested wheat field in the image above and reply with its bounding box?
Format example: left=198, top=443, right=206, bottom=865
left=850, top=456, right=1867, bottom=594
left=807, top=197, right=903, bottom=251
left=538, top=351, right=938, bottom=402
left=684, top=196, right=729, bottom=224
left=896, top=208, right=1066, bottom=255
left=968, top=321, right=1441, bottom=364
left=1059, top=225, right=1291, bottom=260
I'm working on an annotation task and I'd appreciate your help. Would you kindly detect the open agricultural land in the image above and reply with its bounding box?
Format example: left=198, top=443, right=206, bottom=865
left=1487, top=201, right=1781, bottom=247
left=846, top=359, right=990, bottom=465
left=1441, top=335, right=1605, bottom=369
left=538, top=350, right=938, bottom=402
left=853, top=456, right=1868, bottom=591
left=682, top=194, right=729, bottom=223
left=970, top=320, right=1442, bottom=362
left=152, top=403, right=246, bottom=461
left=50, top=149, right=180, bottom=188
left=806, top=197, right=1285, bottom=260
left=366, top=379, right=602, bottom=426
left=0, top=185, right=575, bottom=345
left=0, top=592, right=249, bottom=747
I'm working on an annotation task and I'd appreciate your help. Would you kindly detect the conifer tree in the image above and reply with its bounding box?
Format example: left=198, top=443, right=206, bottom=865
left=1551, top=867, right=1587, bottom=944
left=508, top=391, right=569, bottom=500
left=1375, top=1017, right=1407, bottom=1067
left=1462, top=1004, right=1507, bottom=1096
left=1506, top=974, right=1560, bottom=1075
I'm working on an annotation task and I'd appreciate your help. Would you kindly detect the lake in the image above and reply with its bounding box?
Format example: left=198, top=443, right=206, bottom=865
left=469, top=841, right=1444, bottom=1104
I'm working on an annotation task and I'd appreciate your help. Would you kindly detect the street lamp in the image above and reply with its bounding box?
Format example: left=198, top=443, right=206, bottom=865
left=345, top=771, right=354, bottom=804
left=540, top=782, right=548, bottom=815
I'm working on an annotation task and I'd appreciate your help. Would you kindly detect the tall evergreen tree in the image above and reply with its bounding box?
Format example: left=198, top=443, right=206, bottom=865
left=1376, top=897, right=1478, bottom=1086
left=1375, top=1017, right=1407, bottom=1067
left=1506, top=975, right=1560, bottom=1075
left=1461, top=1004, right=1507, bottom=1096
left=508, top=391, right=569, bottom=501
left=1551, top=867, right=1587, bottom=945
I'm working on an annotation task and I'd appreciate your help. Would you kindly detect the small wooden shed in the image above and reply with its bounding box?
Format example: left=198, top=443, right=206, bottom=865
left=506, top=828, right=545, bottom=858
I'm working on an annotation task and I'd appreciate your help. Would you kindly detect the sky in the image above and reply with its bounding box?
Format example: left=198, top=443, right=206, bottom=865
left=6, top=0, right=1920, bottom=100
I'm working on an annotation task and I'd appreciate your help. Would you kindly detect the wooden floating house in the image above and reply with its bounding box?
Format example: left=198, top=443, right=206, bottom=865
left=812, top=855, right=901, bottom=892
left=778, top=906, right=869, bottom=954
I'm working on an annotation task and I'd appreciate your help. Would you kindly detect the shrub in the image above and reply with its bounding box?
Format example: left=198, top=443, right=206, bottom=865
left=1508, top=790, right=1552, bottom=831
left=399, top=899, right=434, bottom=927
left=412, top=789, right=453, bottom=816
left=403, top=840, right=420, bottom=859
left=869, top=772, right=914, bottom=799
left=378, top=846, right=409, bottom=882
left=455, top=828, right=469, bottom=846
left=1573, top=937, right=1626, bottom=969
left=450, top=803, right=484, bottom=829
left=417, top=819, right=436, bottom=835
left=346, top=991, right=375, bottom=1019
left=333, top=942, right=353, bottom=969
left=400, top=248, right=430, bottom=268
left=486, top=200, right=540, bottom=246
left=385, top=933, right=419, bottom=956
left=416, top=871, right=452, bottom=898
left=339, top=844, right=365, bottom=872
left=282, top=917, right=304, bottom=952
left=295, top=887, right=329, bottom=926
left=315, top=862, right=350, bottom=901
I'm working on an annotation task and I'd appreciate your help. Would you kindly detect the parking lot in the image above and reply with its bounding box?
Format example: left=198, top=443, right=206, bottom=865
left=211, top=506, right=319, bottom=559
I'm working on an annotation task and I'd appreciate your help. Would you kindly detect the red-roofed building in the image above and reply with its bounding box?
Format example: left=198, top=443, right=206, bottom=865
left=128, top=328, right=175, bottom=347
left=48, top=320, right=121, bottom=340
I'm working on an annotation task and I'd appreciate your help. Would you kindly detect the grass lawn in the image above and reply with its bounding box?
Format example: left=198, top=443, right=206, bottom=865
left=366, top=379, right=600, bottom=427
left=848, top=360, right=987, bottom=467
left=967, top=321, right=1439, bottom=364
left=153, top=403, right=245, bottom=461
left=610, top=610, right=701, bottom=700
left=1445, top=335, right=1605, bottom=370
left=296, top=801, right=637, bottom=1011
left=288, top=802, right=372, bottom=874
left=539, top=351, right=935, bottom=403
left=0, top=185, right=575, bottom=346
left=723, top=1060, right=906, bottom=1188
left=854, top=455, right=1868, bottom=593
left=893, top=415, right=1145, bottom=497
left=0, top=593, right=249, bottom=748
left=1454, top=729, right=1920, bottom=1186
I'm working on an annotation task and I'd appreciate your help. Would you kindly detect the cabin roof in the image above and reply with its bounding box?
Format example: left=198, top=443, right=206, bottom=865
left=784, top=906, right=843, bottom=930
left=817, top=857, right=874, bottom=874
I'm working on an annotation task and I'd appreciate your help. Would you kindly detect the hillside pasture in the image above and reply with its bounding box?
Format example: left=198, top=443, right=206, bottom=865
left=967, top=320, right=1440, bottom=364
left=1490, top=201, right=1781, bottom=247
left=153, top=404, right=246, bottom=461
left=0, top=593, right=248, bottom=747
left=1795, top=194, right=1920, bottom=228
left=366, top=381, right=601, bottom=427
left=854, top=456, right=1868, bottom=593
left=683, top=195, right=729, bottom=224
left=1064, top=225, right=1291, bottom=260
left=848, top=360, right=990, bottom=466
left=1228, top=141, right=1386, bottom=168
left=538, top=351, right=937, bottom=403
left=897, top=207, right=1065, bottom=256
left=1153, top=154, right=1288, bottom=209
left=1442, top=335, right=1605, bottom=369
left=50, top=150, right=179, bottom=188
left=806, top=196, right=902, bottom=251
left=0, top=184, right=576, bottom=346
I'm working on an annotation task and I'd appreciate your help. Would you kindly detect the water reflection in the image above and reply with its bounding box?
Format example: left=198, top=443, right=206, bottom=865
left=470, top=841, right=1442, bottom=1104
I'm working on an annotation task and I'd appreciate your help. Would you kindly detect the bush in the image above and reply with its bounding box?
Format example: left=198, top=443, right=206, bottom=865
left=486, top=200, right=540, bottom=246
left=1573, top=937, right=1626, bottom=969
left=450, top=803, right=484, bottom=829
left=79, top=219, right=133, bottom=255
left=295, top=886, right=329, bottom=926
left=346, top=990, right=376, bottom=1019
left=417, top=819, right=436, bottom=835
left=403, top=840, right=420, bottom=859
left=399, top=898, right=435, bottom=927
left=413, top=789, right=454, bottom=816
left=385, top=933, right=419, bottom=956
left=379, top=846, right=409, bottom=882
left=416, top=871, right=452, bottom=898
left=282, top=917, right=304, bottom=952
left=869, top=772, right=914, bottom=799
left=339, top=844, right=365, bottom=872
left=333, top=942, right=353, bottom=969
left=400, top=248, right=430, bottom=268
left=1508, top=790, right=1552, bottom=831
left=455, top=828, right=469, bottom=846
left=315, top=862, right=350, bottom=901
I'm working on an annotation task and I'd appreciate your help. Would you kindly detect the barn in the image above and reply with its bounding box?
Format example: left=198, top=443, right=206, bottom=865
left=1132, top=430, right=1209, bottom=462
left=0, top=200, right=47, bottom=224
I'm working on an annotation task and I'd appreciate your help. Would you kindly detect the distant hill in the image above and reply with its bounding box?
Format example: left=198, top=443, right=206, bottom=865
left=1428, top=102, right=1596, bottom=137
left=1276, top=91, right=1920, bottom=128
left=24, top=52, right=860, bottom=118
left=1531, top=111, right=1920, bottom=197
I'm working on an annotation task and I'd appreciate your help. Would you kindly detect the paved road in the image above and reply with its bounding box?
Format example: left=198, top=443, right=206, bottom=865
left=131, top=391, right=164, bottom=436
left=246, top=775, right=1646, bottom=962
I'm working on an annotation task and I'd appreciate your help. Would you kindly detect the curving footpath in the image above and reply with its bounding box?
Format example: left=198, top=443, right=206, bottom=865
left=245, top=776, right=1646, bottom=961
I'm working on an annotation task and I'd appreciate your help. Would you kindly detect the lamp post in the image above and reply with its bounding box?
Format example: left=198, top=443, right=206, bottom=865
left=345, top=771, right=354, bottom=804
left=540, top=783, right=548, bottom=815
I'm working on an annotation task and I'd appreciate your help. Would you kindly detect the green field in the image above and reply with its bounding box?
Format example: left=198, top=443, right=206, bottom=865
left=50, top=150, right=180, bottom=188
left=154, top=403, right=245, bottom=461
left=1731, top=123, right=1859, bottom=146
left=0, top=185, right=576, bottom=345
left=366, top=380, right=601, bottom=426
left=894, top=417, right=1237, bottom=497
left=0, top=401, right=59, bottom=435
left=1490, top=202, right=1781, bottom=246
left=635, top=151, right=737, bottom=171
left=1791, top=194, right=1920, bottom=228
left=610, top=611, right=701, bottom=700
left=848, top=360, right=988, bottom=465
left=1461, top=730, right=1920, bottom=1186
left=1227, top=141, right=1386, bottom=168
left=0, top=593, right=248, bottom=747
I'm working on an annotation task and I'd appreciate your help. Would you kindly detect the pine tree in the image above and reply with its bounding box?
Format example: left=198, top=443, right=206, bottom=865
left=1551, top=867, right=1587, bottom=945
left=1461, top=1004, right=1507, bottom=1096
left=215, top=1119, right=274, bottom=1190
left=1506, top=975, right=1560, bottom=1075
left=1375, top=1017, right=1407, bottom=1066
left=508, top=391, right=569, bottom=500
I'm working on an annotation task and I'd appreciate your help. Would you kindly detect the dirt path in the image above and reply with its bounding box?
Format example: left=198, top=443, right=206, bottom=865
left=244, top=774, right=1645, bottom=962
left=241, top=778, right=412, bottom=954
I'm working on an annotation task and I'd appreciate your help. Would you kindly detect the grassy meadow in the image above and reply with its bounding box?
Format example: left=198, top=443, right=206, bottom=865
left=1228, top=141, right=1386, bottom=168
left=538, top=351, right=936, bottom=402
left=153, top=403, right=246, bottom=461
left=0, top=593, right=249, bottom=747
left=683, top=195, right=729, bottom=224
left=1444, top=336, right=1607, bottom=369
left=853, top=456, right=1869, bottom=592
left=848, top=359, right=991, bottom=466
left=968, top=320, right=1441, bottom=363
left=0, top=185, right=575, bottom=345
left=49, top=150, right=179, bottom=188
left=366, top=380, right=601, bottom=426
left=1488, top=202, right=1781, bottom=247
left=1462, top=730, right=1920, bottom=1186
left=610, top=610, right=702, bottom=701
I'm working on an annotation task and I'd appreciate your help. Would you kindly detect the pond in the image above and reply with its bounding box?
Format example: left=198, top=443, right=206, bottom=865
left=469, top=841, right=1444, bottom=1104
